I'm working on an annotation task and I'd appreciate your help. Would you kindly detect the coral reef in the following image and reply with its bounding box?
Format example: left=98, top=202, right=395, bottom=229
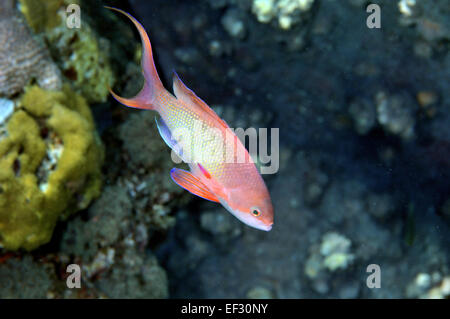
left=375, top=92, right=416, bottom=139
left=397, top=0, right=449, bottom=41
left=18, top=0, right=63, bottom=33
left=398, top=0, right=416, bottom=18
left=0, top=98, right=15, bottom=127
left=423, top=277, right=450, bottom=299
left=319, top=232, right=354, bottom=271
left=0, top=255, right=55, bottom=298
left=252, top=0, right=315, bottom=29
left=397, top=0, right=449, bottom=58
left=17, top=0, right=115, bottom=103
left=349, top=92, right=417, bottom=139
left=0, top=100, right=186, bottom=297
left=221, top=8, right=247, bottom=39
left=45, top=14, right=114, bottom=103
left=406, top=272, right=450, bottom=299
left=304, top=232, right=355, bottom=294
left=348, top=91, right=418, bottom=140
left=0, top=0, right=61, bottom=97
left=94, top=247, right=169, bottom=299
left=60, top=185, right=169, bottom=298
left=55, top=106, right=193, bottom=298
left=0, top=0, right=449, bottom=300
left=0, top=85, right=103, bottom=251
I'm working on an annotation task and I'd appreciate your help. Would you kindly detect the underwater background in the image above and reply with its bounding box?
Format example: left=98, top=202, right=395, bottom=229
left=0, top=0, right=449, bottom=298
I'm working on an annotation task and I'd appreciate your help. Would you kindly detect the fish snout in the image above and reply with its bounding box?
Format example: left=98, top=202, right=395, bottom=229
left=258, top=221, right=273, bottom=232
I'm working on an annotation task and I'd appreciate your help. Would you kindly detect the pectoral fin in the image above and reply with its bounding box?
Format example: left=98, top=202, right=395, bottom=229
left=170, top=168, right=219, bottom=202
left=155, top=116, right=184, bottom=160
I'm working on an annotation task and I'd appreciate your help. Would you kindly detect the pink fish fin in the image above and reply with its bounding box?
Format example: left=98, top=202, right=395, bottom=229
left=170, top=168, right=219, bottom=203
left=197, top=163, right=212, bottom=179
left=172, top=72, right=229, bottom=129
left=105, top=6, right=164, bottom=110
left=192, top=164, right=228, bottom=200
left=155, top=116, right=186, bottom=161
left=108, top=86, right=155, bottom=110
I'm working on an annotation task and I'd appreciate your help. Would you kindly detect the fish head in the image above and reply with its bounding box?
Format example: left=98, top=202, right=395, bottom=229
left=220, top=189, right=274, bottom=231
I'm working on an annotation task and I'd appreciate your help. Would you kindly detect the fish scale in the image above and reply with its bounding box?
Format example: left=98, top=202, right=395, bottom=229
left=156, top=90, right=231, bottom=178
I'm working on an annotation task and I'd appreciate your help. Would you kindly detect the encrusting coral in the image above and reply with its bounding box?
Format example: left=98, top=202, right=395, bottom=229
left=18, top=0, right=64, bottom=33
left=17, top=0, right=115, bottom=104
left=0, top=85, right=104, bottom=251
left=45, top=15, right=114, bottom=103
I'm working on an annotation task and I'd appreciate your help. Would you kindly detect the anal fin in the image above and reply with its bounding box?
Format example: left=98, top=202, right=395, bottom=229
left=170, top=168, right=219, bottom=202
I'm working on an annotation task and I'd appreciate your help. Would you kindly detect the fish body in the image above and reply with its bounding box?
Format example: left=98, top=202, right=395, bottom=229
left=106, top=7, right=273, bottom=231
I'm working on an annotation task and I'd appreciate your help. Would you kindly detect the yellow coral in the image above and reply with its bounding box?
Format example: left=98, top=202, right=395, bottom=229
left=18, top=0, right=64, bottom=33
left=19, top=0, right=114, bottom=103
left=0, top=85, right=104, bottom=251
left=45, top=11, right=114, bottom=103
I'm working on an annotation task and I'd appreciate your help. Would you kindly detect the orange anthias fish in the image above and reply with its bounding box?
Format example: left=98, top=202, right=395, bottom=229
left=106, top=7, right=274, bottom=231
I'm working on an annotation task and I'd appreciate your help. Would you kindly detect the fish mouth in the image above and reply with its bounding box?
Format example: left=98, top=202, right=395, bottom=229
left=237, top=213, right=273, bottom=232
left=258, top=223, right=273, bottom=232
left=240, top=215, right=273, bottom=231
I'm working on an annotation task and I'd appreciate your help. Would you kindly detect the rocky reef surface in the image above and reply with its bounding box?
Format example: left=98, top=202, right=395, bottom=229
left=0, top=0, right=180, bottom=298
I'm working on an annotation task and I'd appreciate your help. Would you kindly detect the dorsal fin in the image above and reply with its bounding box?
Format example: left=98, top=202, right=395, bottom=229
left=172, top=72, right=229, bottom=129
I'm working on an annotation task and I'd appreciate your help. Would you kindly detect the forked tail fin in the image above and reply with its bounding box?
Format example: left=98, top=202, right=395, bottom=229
left=105, top=6, right=164, bottom=110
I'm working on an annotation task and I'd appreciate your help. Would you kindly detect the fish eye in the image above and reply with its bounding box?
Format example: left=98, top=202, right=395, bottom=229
left=251, top=208, right=261, bottom=217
